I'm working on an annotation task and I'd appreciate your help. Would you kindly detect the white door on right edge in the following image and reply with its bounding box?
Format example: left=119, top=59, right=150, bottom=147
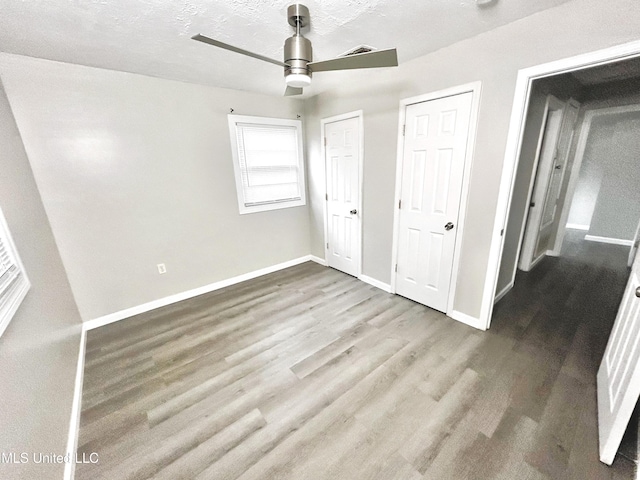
left=395, top=92, right=472, bottom=313
left=597, top=250, right=640, bottom=465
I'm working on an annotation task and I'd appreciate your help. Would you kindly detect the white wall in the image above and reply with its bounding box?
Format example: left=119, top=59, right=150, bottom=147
left=567, top=83, right=640, bottom=232
left=0, top=54, right=309, bottom=322
left=305, top=0, right=640, bottom=320
left=0, top=79, right=82, bottom=479
left=567, top=145, right=603, bottom=228
left=570, top=110, right=640, bottom=240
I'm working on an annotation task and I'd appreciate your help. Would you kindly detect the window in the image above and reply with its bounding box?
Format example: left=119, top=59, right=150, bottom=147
left=0, top=207, right=30, bottom=338
left=228, top=115, right=306, bottom=214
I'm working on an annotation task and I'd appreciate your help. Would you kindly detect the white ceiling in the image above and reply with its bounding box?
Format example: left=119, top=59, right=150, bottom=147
left=0, top=0, right=574, bottom=97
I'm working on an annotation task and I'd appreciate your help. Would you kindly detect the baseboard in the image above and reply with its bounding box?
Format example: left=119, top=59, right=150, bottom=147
left=63, top=326, right=87, bottom=480
left=84, top=255, right=318, bottom=331
left=584, top=235, right=633, bottom=247
left=449, top=310, right=486, bottom=331
left=566, top=223, right=590, bottom=231
left=494, top=282, right=513, bottom=304
left=309, top=255, right=327, bottom=266
left=359, top=274, right=392, bottom=293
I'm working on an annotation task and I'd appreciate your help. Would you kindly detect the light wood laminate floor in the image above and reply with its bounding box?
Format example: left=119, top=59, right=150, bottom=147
left=76, top=239, right=636, bottom=479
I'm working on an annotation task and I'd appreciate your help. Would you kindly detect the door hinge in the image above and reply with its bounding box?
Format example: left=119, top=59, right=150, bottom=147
left=325, top=193, right=328, bottom=201
left=500, top=229, right=504, bottom=236
left=398, top=199, right=402, bottom=209
left=326, top=242, right=329, bottom=249
left=395, top=264, right=398, bottom=272
left=324, top=137, right=327, bottom=146
left=402, top=125, right=406, bottom=136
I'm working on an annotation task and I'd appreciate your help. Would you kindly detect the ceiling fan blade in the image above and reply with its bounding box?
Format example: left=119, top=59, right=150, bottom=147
left=284, top=86, right=303, bottom=96
left=308, top=48, right=398, bottom=73
left=191, top=34, right=288, bottom=68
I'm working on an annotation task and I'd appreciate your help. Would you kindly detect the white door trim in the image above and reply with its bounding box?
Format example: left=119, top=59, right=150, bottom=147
left=629, top=216, right=640, bottom=267
left=321, top=110, right=364, bottom=277
left=482, top=39, right=640, bottom=330
left=517, top=95, right=565, bottom=272
left=390, top=81, right=482, bottom=318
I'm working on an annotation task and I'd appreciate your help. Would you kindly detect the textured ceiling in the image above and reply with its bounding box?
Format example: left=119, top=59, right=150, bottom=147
left=0, top=0, right=575, bottom=97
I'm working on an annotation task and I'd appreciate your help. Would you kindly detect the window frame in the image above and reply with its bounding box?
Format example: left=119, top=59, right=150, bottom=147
left=0, top=206, right=30, bottom=339
left=227, top=114, right=307, bottom=215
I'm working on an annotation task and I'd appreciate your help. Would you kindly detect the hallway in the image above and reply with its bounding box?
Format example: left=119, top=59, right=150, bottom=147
left=492, top=229, right=635, bottom=477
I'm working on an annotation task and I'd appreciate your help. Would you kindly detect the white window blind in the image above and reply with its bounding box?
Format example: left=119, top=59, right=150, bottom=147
left=228, top=115, right=306, bottom=214
left=0, top=207, right=30, bottom=338
left=0, top=238, right=19, bottom=297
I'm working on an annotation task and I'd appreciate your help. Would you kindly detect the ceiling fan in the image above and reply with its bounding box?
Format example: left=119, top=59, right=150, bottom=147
left=191, top=4, right=399, bottom=96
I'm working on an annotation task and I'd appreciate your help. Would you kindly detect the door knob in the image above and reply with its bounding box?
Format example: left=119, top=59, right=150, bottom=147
left=636, top=286, right=640, bottom=298
left=350, top=209, right=358, bottom=215
left=445, top=222, right=454, bottom=231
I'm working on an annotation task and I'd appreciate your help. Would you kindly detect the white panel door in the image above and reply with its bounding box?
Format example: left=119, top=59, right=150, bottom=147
left=395, top=92, right=472, bottom=313
left=519, top=96, right=565, bottom=271
left=597, top=251, right=640, bottom=465
left=325, top=116, right=360, bottom=277
left=536, top=98, right=580, bottom=257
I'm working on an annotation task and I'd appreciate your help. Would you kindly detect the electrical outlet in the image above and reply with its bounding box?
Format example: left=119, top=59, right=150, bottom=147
left=157, top=263, right=167, bottom=274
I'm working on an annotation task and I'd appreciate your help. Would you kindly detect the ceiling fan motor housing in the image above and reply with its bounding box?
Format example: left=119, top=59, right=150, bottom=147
left=284, top=35, right=312, bottom=78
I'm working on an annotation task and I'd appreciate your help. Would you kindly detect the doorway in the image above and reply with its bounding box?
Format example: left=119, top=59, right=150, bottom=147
left=493, top=49, right=640, bottom=467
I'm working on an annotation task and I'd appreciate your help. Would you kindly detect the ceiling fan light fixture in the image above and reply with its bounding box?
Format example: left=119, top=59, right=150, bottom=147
left=285, top=73, right=311, bottom=88
left=284, top=31, right=312, bottom=89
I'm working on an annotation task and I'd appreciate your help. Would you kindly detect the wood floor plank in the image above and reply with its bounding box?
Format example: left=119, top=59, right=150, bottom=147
left=421, top=412, right=487, bottom=479
left=148, top=325, right=339, bottom=426
left=289, top=322, right=379, bottom=379
left=194, top=338, right=407, bottom=480
left=144, top=409, right=266, bottom=480
left=372, top=453, right=423, bottom=480
left=235, top=326, right=447, bottom=480
left=524, top=372, right=588, bottom=478
left=234, top=363, right=402, bottom=480
left=400, top=367, right=483, bottom=473
left=319, top=387, right=436, bottom=480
